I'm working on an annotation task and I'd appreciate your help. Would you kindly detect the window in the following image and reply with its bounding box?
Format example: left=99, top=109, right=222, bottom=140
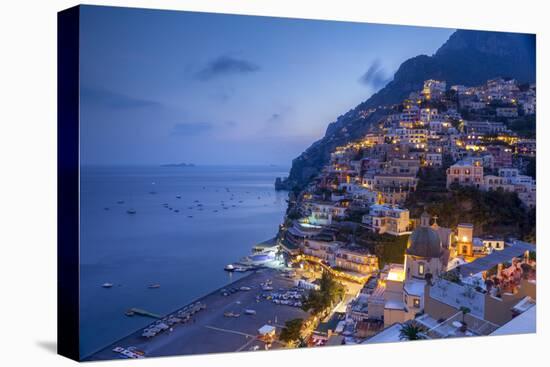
left=418, top=263, right=425, bottom=275
left=413, top=298, right=420, bottom=308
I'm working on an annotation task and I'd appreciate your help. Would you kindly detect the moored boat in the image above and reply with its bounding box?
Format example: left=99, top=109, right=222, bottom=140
left=224, top=264, right=235, bottom=272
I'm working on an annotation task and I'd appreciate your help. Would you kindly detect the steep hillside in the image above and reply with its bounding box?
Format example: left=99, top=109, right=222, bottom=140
left=284, top=29, right=535, bottom=190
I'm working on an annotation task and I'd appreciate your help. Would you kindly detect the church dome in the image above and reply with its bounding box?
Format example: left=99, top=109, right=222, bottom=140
left=406, top=212, right=442, bottom=258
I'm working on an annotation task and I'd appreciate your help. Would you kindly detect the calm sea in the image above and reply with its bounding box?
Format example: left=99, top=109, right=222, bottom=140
left=79, top=165, right=288, bottom=357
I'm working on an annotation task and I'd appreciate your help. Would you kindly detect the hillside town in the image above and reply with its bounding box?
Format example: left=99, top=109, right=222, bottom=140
left=270, top=77, right=536, bottom=346
left=90, top=77, right=537, bottom=360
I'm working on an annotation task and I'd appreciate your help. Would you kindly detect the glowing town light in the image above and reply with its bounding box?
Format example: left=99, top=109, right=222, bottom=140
left=387, top=269, right=405, bottom=282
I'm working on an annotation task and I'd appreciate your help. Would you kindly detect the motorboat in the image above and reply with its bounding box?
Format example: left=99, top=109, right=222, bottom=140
left=224, top=264, right=235, bottom=272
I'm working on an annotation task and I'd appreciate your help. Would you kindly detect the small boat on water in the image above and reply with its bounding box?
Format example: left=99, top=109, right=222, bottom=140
left=174, top=209, right=179, bottom=213
left=125, top=309, right=135, bottom=316
left=127, top=209, right=137, bottom=214
left=102, top=283, right=113, bottom=288
left=176, top=195, right=181, bottom=199
left=224, top=264, right=235, bottom=272
left=148, top=284, right=161, bottom=289
left=117, top=200, right=125, bottom=204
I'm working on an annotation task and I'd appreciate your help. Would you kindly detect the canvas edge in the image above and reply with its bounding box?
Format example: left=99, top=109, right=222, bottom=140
left=57, top=4, right=81, bottom=362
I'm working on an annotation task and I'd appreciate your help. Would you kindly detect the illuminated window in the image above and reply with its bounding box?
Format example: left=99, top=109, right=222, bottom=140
left=413, top=298, right=420, bottom=308
left=418, top=263, right=425, bottom=275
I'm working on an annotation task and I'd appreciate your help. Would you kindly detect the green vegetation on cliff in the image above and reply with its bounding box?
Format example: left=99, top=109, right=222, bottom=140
left=405, top=167, right=535, bottom=242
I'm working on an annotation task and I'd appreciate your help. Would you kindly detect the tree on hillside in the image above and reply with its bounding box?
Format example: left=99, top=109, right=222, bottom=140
left=279, top=318, right=304, bottom=345
left=399, top=323, right=427, bottom=341
left=302, top=272, right=345, bottom=315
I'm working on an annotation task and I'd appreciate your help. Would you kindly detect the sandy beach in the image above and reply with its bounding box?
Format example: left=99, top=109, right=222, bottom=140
left=86, top=268, right=309, bottom=360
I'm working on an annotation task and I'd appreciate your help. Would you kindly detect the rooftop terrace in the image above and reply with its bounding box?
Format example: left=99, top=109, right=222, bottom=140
left=458, top=240, right=535, bottom=278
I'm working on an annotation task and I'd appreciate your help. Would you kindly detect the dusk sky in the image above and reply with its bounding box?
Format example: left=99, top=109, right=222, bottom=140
left=79, top=5, right=455, bottom=166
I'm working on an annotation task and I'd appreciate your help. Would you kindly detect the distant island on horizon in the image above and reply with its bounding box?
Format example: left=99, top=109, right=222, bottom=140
left=160, top=162, right=196, bottom=168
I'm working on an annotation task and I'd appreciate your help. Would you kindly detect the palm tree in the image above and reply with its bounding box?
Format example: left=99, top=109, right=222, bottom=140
left=458, top=306, right=471, bottom=332
left=459, top=306, right=471, bottom=322
left=399, top=323, right=426, bottom=341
